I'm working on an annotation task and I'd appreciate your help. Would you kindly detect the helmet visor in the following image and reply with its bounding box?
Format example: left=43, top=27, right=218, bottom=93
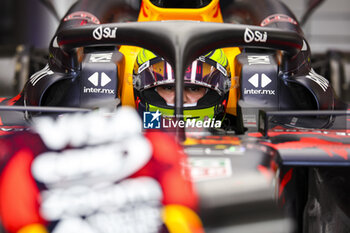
left=134, top=59, right=230, bottom=95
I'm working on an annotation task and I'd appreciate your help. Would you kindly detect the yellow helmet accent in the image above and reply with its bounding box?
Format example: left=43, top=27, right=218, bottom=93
left=162, top=205, right=205, bottom=233
left=204, top=49, right=228, bottom=68
left=136, top=49, right=157, bottom=65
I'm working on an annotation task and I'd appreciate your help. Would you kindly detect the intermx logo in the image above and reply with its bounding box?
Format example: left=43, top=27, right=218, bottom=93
left=143, top=110, right=161, bottom=129
left=248, top=73, right=271, bottom=88
left=244, top=73, right=275, bottom=95
left=88, top=72, right=111, bottom=87
left=83, top=72, right=114, bottom=94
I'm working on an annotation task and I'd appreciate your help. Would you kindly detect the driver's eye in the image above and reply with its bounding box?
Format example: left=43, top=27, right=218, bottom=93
left=186, top=87, right=200, bottom=92
left=161, top=85, right=174, bottom=91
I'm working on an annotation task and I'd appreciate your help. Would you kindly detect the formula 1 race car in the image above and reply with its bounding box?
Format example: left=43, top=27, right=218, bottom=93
left=0, top=0, right=349, bottom=233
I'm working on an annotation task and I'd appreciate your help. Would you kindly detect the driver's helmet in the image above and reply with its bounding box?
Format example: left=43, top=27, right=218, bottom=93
left=133, top=48, right=231, bottom=121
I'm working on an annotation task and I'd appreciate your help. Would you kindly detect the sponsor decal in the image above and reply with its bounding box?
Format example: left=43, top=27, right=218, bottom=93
left=244, top=28, right=267, bottom=43
left=83, top=72, right=115, bottom=94
left=185, top=146, right=245, bottom=156
left=143, top=111, right=222, bottom=129
left=247, top=55, right=270, bottom=65
left=305, top=69, right=329, bottom=92
left=31, top=136, right=152, bottom=185
left=89, top=53, right=113, bottom=63
left=260, top=14, right=298, bottom=27
left=39, top=177, right=163, bottom=233
left=216, top=63, right=227, bottom=76
left=93, top=26, right=117, bottom=40
left=248, top=73, right=271, bottom=88
left=186, top=157, right=232, bottom=181
left=51, top=205, right=162, bottom=233
left=32, top=109, right=161, bottom=233
left=39, top=177, right=162, bottom=220
left=89, top=72, right=111, bottom=86
left=244, top=73, right=275, bottom=95
left=34, top=108, right=143, bottom=150
left=83, top=87, right=114, bottom=94
left=29, top=64, right=54, bottom=86
left=244, top=88, right=275, bottom=95
left=138, top=60, right=150, bottom=74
